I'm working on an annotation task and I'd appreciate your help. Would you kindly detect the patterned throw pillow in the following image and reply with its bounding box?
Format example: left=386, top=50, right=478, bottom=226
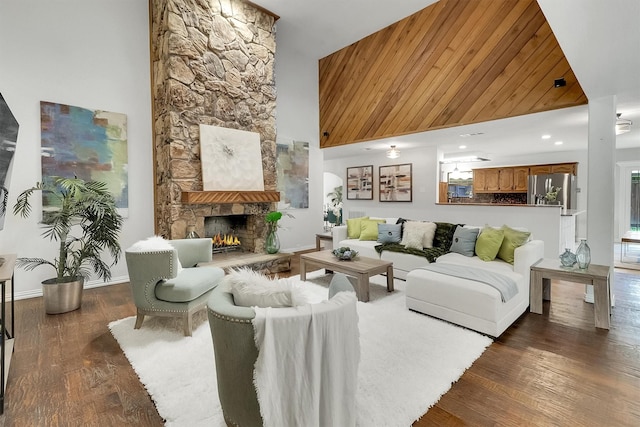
left=377, top=223, right=402, bottom=243
left=449, top=226, right=480, bottom=257
left=433, top=222, right=460, bottom=250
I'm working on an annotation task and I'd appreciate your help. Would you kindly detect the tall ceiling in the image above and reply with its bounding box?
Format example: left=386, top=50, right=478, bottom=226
left=255, top=0, right=640, bottom=160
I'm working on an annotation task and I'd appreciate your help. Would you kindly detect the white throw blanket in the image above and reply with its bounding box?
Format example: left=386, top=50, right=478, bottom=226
left=252, top=292, right=360, bottom=427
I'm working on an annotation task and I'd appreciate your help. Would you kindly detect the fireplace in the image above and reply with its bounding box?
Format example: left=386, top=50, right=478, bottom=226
left=205, top=215, right=250, bottom=253
left=203, top=211, right=269, bottom=254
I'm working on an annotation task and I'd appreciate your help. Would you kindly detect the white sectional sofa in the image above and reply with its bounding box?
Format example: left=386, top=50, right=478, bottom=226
left=332, top=218, right=544, bottom=337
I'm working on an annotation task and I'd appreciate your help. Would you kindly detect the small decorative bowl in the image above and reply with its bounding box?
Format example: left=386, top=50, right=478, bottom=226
left=332, top=247, right=358, bottom=261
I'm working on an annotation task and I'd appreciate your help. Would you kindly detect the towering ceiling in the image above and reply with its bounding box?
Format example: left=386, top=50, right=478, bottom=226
left=319, top=0, right=587, bottom=148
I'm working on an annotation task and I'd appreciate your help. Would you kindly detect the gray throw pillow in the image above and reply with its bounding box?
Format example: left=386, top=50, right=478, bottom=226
left=377, top=223, right=402, bottom=243
left=450, top=226, right=480, bottom=257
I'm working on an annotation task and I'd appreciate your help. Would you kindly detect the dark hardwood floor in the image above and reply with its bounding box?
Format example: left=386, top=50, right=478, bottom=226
left=2, top=254, right=639, bottom=426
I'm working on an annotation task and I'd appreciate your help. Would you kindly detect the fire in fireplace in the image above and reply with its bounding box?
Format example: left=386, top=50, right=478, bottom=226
left=211, top=232, right=241, bottom=251
left=204, top=214, right=252, bottom=253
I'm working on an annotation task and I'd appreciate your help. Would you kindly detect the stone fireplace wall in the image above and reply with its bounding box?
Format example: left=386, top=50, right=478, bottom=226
left=150, top=0, right=277, bottom=244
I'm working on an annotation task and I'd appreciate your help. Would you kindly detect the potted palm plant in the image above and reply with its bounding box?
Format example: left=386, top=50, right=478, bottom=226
left=13, top=176, right=123, bottom=314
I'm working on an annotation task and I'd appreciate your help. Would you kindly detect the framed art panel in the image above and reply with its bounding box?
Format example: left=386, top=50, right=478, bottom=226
left=379, top=163, right=412, bottom=202
left=40, top=101, right=129, bottom=216
left=346, top=165, right=373, bottom=200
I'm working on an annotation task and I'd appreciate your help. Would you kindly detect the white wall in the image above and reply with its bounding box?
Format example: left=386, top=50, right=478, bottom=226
left=272, top=21, right=325, bottom=252
left=0, top=0, right=153, bottom=298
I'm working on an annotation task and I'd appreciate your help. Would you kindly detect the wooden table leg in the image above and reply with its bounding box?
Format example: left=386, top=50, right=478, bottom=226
left=530, top=270, right=543, bottom=314
left=542, top=277, right=551, bottom=301
left=593, top=277, right=611, bottom=329
left=300, top=258, right=307, bottom=281
left=357, top=273, right=369, bottom=302
left=386, top=265, right=394, bottom=292
left=315, top=236, right=321, bottom=251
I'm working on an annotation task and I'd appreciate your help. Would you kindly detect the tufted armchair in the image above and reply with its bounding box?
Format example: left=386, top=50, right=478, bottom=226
left=207, top=273, right=359, bottom=427
left=125, top=238, right=224, bottom=336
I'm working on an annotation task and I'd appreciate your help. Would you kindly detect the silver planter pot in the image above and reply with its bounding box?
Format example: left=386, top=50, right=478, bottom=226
left=42, top=276, right=84, bottom=314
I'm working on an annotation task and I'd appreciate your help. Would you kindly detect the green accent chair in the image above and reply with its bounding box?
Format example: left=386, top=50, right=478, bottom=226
left=206, top=273, right=356, bottom=426
left=125, top=238, right=224, bottom=336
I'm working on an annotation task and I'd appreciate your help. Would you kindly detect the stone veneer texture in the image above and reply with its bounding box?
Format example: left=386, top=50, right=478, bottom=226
left=150, top=0, right=277, bottom=243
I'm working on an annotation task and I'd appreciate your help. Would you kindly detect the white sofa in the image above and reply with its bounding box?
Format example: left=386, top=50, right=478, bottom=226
left=332, top=218, right=544, bottom=337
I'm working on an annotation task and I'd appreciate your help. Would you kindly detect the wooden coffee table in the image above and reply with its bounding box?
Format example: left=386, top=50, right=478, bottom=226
left=300, top=250, right=394, bottom=302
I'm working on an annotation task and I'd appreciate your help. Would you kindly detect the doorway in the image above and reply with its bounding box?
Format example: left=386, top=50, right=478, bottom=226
left=616, top=162, right=640, bottom=268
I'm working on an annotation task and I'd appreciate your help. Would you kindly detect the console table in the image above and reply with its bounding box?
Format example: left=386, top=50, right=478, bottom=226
left=530, top=258, right=611, bottom=329
left=621, top=231, right=640, bottom=262
left=0, top=254, right=16, bottom=414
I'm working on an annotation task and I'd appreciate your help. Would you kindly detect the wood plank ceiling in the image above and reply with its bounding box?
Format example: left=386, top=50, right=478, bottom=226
left=318, top=0, right=587, bottom=148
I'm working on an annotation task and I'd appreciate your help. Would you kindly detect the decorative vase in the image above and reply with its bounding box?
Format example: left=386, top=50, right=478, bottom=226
left=185, top=225, right=200, bottom=239
left=265, top=224, right=280, bottom=254
left=559, top=248, right=577, bottom=267
left=576, top=239, right=591, bottom=269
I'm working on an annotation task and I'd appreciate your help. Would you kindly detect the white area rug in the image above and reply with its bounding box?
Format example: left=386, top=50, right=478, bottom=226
left=109, top=272, right=492, bottom=427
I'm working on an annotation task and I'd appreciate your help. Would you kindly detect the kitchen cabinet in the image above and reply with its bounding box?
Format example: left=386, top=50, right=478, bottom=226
left=473, top=167, right=525, bottom=193
left=473, top=169, right=486, bottom=193
left=498, top=168, right=514, bottom=191
left=551, top=163, right=577, bottom=175
left=529, top=163, right=577, bottom=176
left=529, top=165, right=551, bottom=175
left=513, top=167, right=529, bottom=192
left=485, top=169, right=500, bottom=191
left=470, top=162, right=577, bottom=196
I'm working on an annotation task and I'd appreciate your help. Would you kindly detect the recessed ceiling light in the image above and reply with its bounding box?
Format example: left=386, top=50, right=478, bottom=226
left=554, top=141, right=563, bottom=145
left=542, top=135, right=551, bottom=139
left=459, top=132, right=484, bottom=137
left=458, top=145, right=467, bottom=149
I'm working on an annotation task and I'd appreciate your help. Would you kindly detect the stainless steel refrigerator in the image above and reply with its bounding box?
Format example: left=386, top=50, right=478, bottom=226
left=527, top=173, right=576, bottom=209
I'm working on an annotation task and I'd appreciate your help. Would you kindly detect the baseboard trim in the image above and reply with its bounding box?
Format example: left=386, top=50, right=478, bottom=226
left=13, top=275, right=130, bottom=301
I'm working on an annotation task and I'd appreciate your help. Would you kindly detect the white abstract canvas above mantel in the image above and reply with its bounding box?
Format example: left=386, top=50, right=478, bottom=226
left=199, top=124, right=264, bottom=191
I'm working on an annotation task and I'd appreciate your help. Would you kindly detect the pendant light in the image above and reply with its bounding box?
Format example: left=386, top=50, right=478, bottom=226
left=386, top=145, right=400, bottom=159
left=616, top=113, right=632, bottom=135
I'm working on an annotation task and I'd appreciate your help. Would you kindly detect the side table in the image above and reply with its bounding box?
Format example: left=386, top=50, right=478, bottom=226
left=0, top=254, right=16, bottom=414
left=315, top=232, right=333, bottom=251
left=530, top=258, right=611, bottom=329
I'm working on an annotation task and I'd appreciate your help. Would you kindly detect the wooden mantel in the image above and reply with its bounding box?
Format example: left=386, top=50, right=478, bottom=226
left=181, top=191, right=280, bottom=204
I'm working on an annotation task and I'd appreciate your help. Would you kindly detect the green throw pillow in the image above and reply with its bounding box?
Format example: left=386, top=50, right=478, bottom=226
left=497, top=225, right=531, bottom=264
left=359, top=218, right=386, bottom=241
left=347, top=216, right=369, bottom=239
left=475, top=227, right=505, bottom=261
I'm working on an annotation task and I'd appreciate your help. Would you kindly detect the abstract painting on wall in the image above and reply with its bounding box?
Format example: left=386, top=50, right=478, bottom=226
left=379, top=163, right=412, bottom=202
left=199, top=124, right=265, bottom=191
left=0, top=92, right=19, bottom=230
left=276, top=140, right=309, bottom=209
left=40, top=101, right=128, bottom=215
